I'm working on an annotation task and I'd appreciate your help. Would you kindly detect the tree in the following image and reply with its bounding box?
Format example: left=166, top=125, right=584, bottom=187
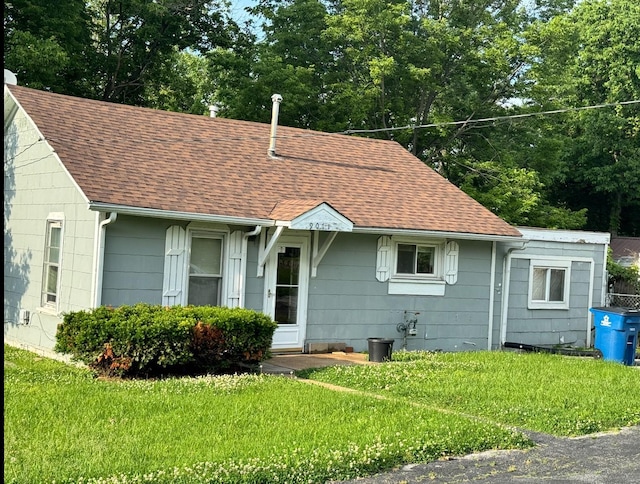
left=525, top=0, right=640, bottom=236
left=208, top=0, right=588, bottom=228
left=4, top=0, right=239, bottom=106
left=3, top=0, right=93, bottom=95
left=209, top=0, right=336, bottom=128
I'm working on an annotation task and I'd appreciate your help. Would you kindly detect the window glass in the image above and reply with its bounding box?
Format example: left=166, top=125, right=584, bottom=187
left=416, top=246, right=434, bottom=274
left=532, top=267, right=547, bottom=300
left=188, top=235, right=223, bottom=306
left=396, top=243, right=435, bottom=275
left=529, top=262, right=569, bottom=308
left=188, top=277, right=220, bottom=306
left=276, top=247, right=300, bottom=285
left=190, top=237, right=221, bottom=275
left=42, top=222, right=62, bottom=307
left=396, top=244, right=416, bottom=273
left=549, top=269, right=565, bottom=301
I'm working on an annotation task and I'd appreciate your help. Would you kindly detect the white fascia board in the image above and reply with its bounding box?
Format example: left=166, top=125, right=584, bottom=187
left=88, top=202, right=275, bottom=227
left=517, top=227, right=610, bottom=245
left=353, top=226, right=523, bottom=242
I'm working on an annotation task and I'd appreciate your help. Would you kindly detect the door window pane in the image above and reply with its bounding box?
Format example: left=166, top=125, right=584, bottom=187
left=276, top=247, right=300, bottom=285
left=275, top=287, right=298, bottom=324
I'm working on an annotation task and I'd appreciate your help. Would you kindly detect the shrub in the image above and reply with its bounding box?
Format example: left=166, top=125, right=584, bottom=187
left=55, top=304, right=277, bottom=377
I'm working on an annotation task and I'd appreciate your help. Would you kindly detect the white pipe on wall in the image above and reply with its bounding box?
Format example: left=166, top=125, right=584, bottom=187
left=500, top=242, right=527, bottom=347
left=92, top=212, right=117, bottom=307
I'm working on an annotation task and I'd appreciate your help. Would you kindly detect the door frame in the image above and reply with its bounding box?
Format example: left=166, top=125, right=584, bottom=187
left=264, top=232, right=310, bottom=351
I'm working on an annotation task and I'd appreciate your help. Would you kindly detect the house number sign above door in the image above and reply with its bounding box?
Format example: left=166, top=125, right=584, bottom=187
left=289, top=203, right=353, bottom=232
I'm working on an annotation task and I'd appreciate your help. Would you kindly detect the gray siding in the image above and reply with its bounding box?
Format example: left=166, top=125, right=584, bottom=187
left=100, top=216, right=175, bottom=306
left=503, top=239, right=607, bottom=348
left=244, top=235, right=265, bottom=311
left=4, top=101, right=95, bottom=352
left=303, top=234, right=495, bottom=353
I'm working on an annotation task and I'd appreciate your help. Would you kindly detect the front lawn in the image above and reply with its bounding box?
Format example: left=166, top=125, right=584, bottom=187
left=5, top=345, right=638, bottom=484
left=4, top=344, right=528, bottom=484
left=300, top=350, right=640, bottom=436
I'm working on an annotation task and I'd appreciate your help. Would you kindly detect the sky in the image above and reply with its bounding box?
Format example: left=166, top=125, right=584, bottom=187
left=228, top=0, right=258, bottom=26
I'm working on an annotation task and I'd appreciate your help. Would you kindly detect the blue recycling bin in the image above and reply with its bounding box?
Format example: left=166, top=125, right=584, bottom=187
left=589, top=307, right=640, bottom=365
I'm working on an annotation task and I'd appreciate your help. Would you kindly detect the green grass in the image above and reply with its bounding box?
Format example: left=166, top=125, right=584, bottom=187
left=5, top=345, right=638, bottom=484
left=300, top=349, right=640, bottom=436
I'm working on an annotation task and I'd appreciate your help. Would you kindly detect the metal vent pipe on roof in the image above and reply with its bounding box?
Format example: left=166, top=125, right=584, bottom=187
left=268, top=94, right=283, bottom=157
left=209, top=105, right=219, bottom=118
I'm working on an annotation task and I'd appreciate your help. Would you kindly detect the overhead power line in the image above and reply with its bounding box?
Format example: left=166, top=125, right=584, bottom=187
left=341, top=100, right=640, bottom=135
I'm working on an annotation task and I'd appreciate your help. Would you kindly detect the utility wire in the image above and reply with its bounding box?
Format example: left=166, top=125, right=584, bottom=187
left=341, top=100, right=640, bottom=135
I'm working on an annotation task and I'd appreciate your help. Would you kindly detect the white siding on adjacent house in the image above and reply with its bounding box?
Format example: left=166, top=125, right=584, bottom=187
left=4, top=98, right=95, bottom=352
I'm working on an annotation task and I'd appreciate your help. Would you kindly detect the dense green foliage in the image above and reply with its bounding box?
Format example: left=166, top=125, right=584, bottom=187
left=4, top=0, right=638, bottom=234
left=607, top=248, right=640, bottom=294
left=54, top=304, right=277, bottom=377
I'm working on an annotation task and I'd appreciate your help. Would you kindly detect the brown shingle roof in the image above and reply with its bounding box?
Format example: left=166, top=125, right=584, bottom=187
left=610, top=237, right=640, bottom=261
left=7, top=85, right=521, bottom=238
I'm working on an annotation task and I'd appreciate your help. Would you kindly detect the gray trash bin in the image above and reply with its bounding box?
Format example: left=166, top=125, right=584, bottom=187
left=367, top=337, right=394, bottom=362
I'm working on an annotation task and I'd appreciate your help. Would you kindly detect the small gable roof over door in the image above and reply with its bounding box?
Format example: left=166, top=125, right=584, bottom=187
left=5, top=84, right=521, bottom=239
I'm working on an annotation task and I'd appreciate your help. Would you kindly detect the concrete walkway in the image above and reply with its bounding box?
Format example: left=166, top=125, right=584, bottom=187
left=259, top=351, right=373, bottom=374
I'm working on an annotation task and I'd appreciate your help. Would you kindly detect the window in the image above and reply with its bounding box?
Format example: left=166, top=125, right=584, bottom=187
left=394, top=241, right=440, bottom=278
left=376, top=237, right=455, bottom=296
left=41, top=220, right=62, bottom=309
left=396, top=244, right=435, bottom=275
left=187, top=234, right=223, bottom=306
left=528, top=259, right=571, bottom=309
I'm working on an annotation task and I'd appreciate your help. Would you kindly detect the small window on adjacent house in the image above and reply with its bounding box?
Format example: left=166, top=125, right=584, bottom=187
left=41, top=220, right=62, bottom=309
left=187, top=235, right=223, bottom=306
left=396, top=243, right=436, bottom=276
left=528, top=260, right=571, bottom=309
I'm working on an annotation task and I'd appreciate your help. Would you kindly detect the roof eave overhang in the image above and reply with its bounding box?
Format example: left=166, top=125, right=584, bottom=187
left=88, top=203, right=522, bottom=241
left=88, top=202, right=276, bottom=227
left=352, top=226, right=523, bottom=242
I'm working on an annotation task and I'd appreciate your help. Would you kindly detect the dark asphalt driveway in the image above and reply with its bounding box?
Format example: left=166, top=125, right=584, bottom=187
left=333, top=425, right=640, bottom=484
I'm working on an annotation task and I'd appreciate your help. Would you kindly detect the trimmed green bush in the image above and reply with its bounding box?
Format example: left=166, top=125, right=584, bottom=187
left=55, top=304, right=277, bottom=377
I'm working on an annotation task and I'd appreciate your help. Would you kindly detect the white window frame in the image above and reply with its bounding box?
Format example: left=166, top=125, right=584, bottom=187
left=41, top=216, right=64, bottom=312
left=528, top=259, right=571, bottom=310
left=389, top=237, right=446, bottom=296
left=186, top=230, right=226, bottom=307
left=391, top=238, right=444, bottom=280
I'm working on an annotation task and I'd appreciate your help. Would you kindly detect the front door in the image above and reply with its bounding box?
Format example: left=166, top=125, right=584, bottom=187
left=266, top=235, right=309, bottom=351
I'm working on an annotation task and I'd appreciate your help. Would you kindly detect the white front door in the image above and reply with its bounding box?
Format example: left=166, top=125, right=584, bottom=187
left=265, top=234, right=309, bottom=351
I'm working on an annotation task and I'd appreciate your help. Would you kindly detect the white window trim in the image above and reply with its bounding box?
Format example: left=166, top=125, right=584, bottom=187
left=40, top=214, right=65, bottom=314
left=528, top=258, right=572, bottom=310
left=390, top=237, right=444, bottom=281
left=388, top=237, right=447, bottom=296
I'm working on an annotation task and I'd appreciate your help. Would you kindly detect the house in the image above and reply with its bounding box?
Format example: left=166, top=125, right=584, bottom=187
left=3, top=79, right=610, bottom=356
left=610, top=237, right=640, bottom=271
left=608, top=236, right=640, bottom=307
